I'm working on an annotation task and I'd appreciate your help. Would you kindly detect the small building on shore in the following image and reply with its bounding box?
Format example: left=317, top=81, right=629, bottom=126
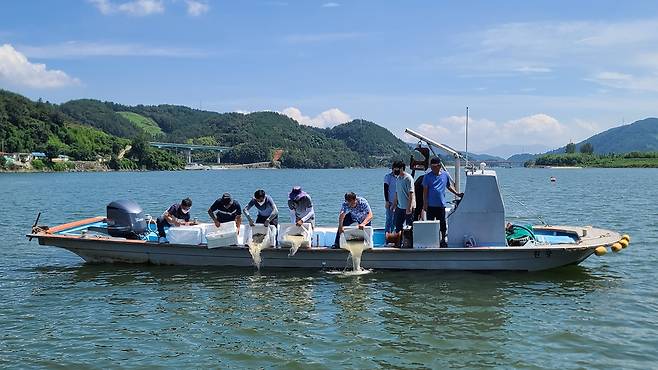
left=31, top=152, right=47, bottom=160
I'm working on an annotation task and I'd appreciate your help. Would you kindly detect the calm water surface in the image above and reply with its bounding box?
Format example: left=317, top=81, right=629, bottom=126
left=1, top=168, right=657, bottom=368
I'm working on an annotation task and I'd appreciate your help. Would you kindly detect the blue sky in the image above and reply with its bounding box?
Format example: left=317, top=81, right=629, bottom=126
left=2, top=0, right=658, bottom=157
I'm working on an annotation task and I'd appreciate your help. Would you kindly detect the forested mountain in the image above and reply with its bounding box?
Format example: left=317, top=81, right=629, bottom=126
left=60, top=99, right=140, bottom=138
left=6, top=89, right=658, bottom=170
left=323, top=119, right=412, bottom=166
left=0, top=90, right=125, bottom=160
left=1, top=90, right=412, bottom=169
left=0, top=90, right=183, bottom=170
left=548, top=118, right=658, bottom=154
left=507, top=153, right=537, bottom=163
left=57, top=98, right=411, bottom=168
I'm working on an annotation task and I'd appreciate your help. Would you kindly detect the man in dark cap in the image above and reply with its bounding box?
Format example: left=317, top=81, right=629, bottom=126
left=422, top=157, right=463, bottom=247
left=208, top=192, right=242, bottom=233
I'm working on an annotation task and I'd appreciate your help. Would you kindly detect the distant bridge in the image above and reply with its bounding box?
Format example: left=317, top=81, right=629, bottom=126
left=149, top=142, right=232, bottom=164
left=478, top=159, right=526, bottom=167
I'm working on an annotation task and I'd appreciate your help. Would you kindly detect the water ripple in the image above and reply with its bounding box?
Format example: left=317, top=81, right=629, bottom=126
left=1, top=168, right=657, bottom=368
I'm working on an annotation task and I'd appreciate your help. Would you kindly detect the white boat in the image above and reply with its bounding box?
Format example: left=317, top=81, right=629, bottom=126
left=27, top=129, right=630, bottom=271
left=27, top=218, right=626, bottom=271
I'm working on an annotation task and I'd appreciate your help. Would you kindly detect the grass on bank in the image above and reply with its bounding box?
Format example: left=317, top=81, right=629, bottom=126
left=117, top=111, right=164, bottom=138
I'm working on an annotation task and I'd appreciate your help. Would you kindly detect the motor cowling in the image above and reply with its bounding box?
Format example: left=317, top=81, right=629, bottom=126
left=106, top=200, right=147, bottom=239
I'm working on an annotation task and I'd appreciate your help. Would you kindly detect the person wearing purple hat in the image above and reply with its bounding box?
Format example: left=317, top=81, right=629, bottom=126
left=287, top=186, right=315, bottom=228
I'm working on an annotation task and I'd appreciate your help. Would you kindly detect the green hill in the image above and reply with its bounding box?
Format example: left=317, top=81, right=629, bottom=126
left=549, top=117, right=658, bottom=154
left=524, top=118, right=658, bottom=168
left=60, top=99, right=140, bottom=138
left=507, top=153, right=537, bottom=163
left=0, top=90, right=183, bottom=170
left=123, top=106, right=365, bottom=168
left=1, top=90, right=413, bottom=169
left=0, top=90, right=126, bottom=161
left=324, top=119, right=412, bottom=166
left=60, top=99, right=409, bottom=168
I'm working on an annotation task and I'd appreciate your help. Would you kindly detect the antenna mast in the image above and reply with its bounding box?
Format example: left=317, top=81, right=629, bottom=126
left=465, top=106, right=469, bottom=168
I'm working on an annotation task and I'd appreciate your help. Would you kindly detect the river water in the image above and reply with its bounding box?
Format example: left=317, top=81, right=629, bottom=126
left=1, top=168, right=656, bottom=368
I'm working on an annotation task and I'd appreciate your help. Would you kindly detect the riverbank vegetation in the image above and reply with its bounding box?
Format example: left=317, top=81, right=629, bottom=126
left=526, top=152, right=658, bottom=168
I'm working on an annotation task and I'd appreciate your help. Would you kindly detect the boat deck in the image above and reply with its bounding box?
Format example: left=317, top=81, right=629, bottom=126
left=34, top=217, right=622, bottom=251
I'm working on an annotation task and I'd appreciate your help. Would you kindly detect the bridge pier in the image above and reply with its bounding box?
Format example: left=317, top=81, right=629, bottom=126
left=217, top=152, right=221, bottom=164
left=185, top=149, right=192, bottom=164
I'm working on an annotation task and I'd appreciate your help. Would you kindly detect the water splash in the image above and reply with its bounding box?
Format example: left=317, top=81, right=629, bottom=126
left=284, top=235, right=307, bottom=257
left=248, top=233, right=267, bottom=269
left=343, top=240, right=368, bottom=272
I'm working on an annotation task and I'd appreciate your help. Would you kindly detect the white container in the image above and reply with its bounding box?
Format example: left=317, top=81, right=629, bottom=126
left=413, top=221, right=442, bottom=249
left=311, top=227, right=336, bottom=247
left=166, top=225, right=204, bottom=245
left=245, top=224, right=276, bottom=247
left=278, top=223, right=312, bottom=249
left=339, top=226, right=373, bottom=249
left=200, top=223, right=218, bottom=244
left=206, top=221, right=239, bottom=248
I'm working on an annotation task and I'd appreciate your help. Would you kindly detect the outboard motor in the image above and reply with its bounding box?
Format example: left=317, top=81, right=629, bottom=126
left=106, top=200, right=147, bottom=239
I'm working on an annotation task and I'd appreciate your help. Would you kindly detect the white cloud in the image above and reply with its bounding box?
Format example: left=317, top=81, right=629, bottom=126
left=410, top=113, right=578, bottom=155
left=89, top=0, right=114, bottom=14
left=88, top=0, right=165, bottom=16
left=503, top=114, right=564, bottom=135
left=479, top=19, right=658, bottom=57
left=119, top=0, right=164, bottom=15
left=587, top=71, right=658, bottom=92
left=283, top=32, right=365, bottom=44
left=185, top=0, right=209, bottom=16
left=0, top=44, right=79, bottom=89
left=282, top=107, right=351, bottom=128
left=435, top=18, right=658, bottom=87
left=17, top=41, right=208, bottom=59
left=572, top=118, right=601, bottom=134
left=322, top=2, right=340, bottom=7
left=515, top=66, right=552, bottom=74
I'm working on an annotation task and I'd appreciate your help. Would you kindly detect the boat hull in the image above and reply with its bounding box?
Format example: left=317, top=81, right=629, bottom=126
left=35, top=235, right=596, bottom=271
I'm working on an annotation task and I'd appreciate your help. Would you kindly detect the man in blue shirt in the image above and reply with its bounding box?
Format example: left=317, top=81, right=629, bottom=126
left=422, top=157, right=463, bottom=247
left=383, top=165, right=397, bottom=233
left=333, top=192, right=373, bottom=248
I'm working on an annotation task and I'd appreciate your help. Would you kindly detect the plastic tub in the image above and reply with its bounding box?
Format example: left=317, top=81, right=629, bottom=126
left=206, top=221, right=239, bottom=248
left=278, top=223, right=312, bottom=249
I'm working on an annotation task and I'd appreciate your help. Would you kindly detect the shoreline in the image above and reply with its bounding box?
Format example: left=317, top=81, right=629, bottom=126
left=3, top=165, right=657, bottom=174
